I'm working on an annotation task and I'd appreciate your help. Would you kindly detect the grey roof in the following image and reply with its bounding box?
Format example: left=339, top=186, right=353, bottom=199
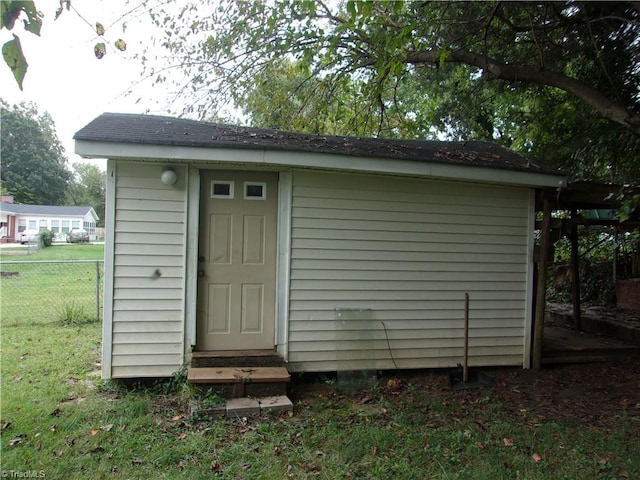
left=0, top=203, right=96, bottom=218
left=74, top=112, right=561, bottom=175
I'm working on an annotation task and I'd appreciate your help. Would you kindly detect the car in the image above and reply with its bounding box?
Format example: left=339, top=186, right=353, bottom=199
left=67, top=229, right=90, bottom=243
left=19, top=229, right=40, bottom=244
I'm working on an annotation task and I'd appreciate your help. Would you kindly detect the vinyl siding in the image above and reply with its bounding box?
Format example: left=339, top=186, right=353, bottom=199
left=287, top=170, right=532, bottom=372
left=110, top=162, right=186, bottom=377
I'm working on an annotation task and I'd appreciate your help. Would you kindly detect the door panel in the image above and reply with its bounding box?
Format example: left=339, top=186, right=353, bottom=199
left=197, top=171, right=278, bottom=350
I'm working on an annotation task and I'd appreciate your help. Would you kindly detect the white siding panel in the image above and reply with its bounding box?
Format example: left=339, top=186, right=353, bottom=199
left=110, top=162, right=186, bottom=378
left=113, top=321, right=183, bottom=332
left=111, top=365, right=183, bottom=377
left=112, top=355, right=183, bottom=367
left=117, top=210, right=185, bottom=223
left=288, top=170, right=531, bottom=372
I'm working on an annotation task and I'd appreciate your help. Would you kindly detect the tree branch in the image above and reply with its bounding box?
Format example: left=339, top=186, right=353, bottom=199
left=404, top=49, right=640, bottom=136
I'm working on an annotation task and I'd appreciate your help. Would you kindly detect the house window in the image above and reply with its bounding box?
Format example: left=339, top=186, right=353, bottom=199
left=72, top=220, right=80, bottom=230
left=39, top=219, right=47, bottom=231
left=61, top=220, right=70, bottom=233
left=18, top=219, right=26, bottom=233
left=244, top=182, right=266, bottom=200
left=51, top=220, right=60, bottom=233
left=28, top=220, right=37, bottom=230
left=211, top=181, right=234, bottom=199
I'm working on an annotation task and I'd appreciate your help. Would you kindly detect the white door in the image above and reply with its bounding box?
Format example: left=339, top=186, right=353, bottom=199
left=197, top=171, right=278, bottom=350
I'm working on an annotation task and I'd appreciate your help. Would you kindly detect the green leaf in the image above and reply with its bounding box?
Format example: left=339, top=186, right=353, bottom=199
left=96, top=22, right=105, bottom=36
left=2, top=35, right=28, bottom=90
left=1, top=1, right=22, bottom=30
left=21, top=1, right=42, bottom=36
left=346, top=1, right=356, bottom=17
left=94, top=42, right=106, bottom=59
left=1, top=1, right=42, bottom=35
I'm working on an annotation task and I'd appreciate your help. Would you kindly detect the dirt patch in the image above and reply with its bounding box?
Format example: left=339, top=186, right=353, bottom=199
left=291, top=355, right=640, bottom=430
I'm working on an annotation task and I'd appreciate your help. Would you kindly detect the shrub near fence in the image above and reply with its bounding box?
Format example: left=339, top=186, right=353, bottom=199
left=0, top=260, right=104, bottom=326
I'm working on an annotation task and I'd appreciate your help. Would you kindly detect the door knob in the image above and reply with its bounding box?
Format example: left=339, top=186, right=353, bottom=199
left=198, top=269, right=205, bottom=278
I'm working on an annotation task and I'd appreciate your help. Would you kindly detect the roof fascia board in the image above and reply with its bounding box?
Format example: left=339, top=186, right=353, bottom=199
left=75, top=140, right=566, bottom=188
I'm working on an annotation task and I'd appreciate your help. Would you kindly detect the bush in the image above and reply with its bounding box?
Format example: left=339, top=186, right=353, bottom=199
left=38, top=229, right=55, bottom=247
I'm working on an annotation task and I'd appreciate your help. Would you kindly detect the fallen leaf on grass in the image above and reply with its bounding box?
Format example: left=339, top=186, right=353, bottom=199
left=475, top=441, right=484, bottom=449
left=90, top=429, right=99, bottom=436
left=177, top=433, right=187, bottom=440
left=211, top=461, right=223, bottom=473
left=372, top=446, right=379, bottom=456
left=9, top=437, right=22, bottom=446
left=131, top=458, right=143, bottom=465
left=503, top=438, right=514, bottom=447
left=101, top=424, right=113, bottom=432
left=1, top=422, right=11, bottom=433
left=50, top=408, right=61, bottom=417
left=171, top=414, right=185, bottom=421
left=532, top=453, right=542, bottom=462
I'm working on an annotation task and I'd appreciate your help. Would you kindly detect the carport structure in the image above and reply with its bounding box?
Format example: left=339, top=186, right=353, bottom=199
left=533, top=181, right=640, bottom=369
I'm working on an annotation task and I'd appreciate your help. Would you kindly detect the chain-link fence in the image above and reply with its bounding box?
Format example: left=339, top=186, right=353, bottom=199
left=1, top=260, right=104, bottom=326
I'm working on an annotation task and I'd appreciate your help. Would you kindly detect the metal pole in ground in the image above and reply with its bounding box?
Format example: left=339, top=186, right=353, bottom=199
left=463, top=292, right=470, bottom=383
left=96, top=260, right=101, bottom=321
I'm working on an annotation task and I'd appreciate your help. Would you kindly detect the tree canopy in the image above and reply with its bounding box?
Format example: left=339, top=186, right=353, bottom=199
left=145, top=0, right=640, bottom=183
left=1, top=100, right=70, bottom=205
left=66, top=163, right=106, bottom=227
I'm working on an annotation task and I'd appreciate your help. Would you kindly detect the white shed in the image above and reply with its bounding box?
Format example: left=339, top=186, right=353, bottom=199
left=74, top=113, right=565, bottom=379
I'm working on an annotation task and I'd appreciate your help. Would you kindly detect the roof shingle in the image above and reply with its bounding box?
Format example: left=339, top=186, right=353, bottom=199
left=74, top=112, right=561, bottom=175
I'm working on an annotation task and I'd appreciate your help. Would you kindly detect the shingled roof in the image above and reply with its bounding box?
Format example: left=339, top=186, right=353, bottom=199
left=0, top=203, right=96, bottom=217
left=74, top=113, right=560, bottom=175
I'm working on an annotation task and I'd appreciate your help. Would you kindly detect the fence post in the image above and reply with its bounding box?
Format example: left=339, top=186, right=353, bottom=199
left=96, top=260, right=101, bottom=322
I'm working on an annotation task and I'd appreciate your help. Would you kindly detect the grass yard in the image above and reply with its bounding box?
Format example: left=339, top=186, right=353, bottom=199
left=0, top=244, right=105, bottom=326
left=1, top=317, right=639, bottom=479
left=0, top=243, right=104, bottom=262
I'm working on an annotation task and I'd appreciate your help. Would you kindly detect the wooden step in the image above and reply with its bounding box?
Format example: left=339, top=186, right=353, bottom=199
left=188, top=366, right=290, bottom=398
left=191, top=350, right=286, bottom=368
left=188, top=366, right=290, bottom=384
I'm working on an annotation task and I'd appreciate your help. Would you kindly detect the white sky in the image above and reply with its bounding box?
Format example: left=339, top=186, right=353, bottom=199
left=1, top=0, right=176, bottom=169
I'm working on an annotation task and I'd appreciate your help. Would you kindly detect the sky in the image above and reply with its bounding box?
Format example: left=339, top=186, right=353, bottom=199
left=1, top=0, right=176, bottom=169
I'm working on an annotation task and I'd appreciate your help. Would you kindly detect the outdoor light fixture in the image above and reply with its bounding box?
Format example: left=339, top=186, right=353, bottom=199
left=161, top=166, right=177, bottom=185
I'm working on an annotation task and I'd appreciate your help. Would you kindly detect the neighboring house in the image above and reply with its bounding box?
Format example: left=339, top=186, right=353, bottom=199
left=74, top=113, right=566, bottom=380
left=0, top=200, right=99, bottom=243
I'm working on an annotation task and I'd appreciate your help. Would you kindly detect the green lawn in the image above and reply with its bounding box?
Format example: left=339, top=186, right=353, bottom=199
left=1, top=243, right=638, bottom=478
left=0, top=243, right=104, bottom=262
left=1, top=319, right=638, bottom=479
left=0, top=244, right=104, bottom=326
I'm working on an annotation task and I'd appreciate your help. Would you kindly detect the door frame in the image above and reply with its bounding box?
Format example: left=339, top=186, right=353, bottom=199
left=185, top=167, right=292, bottom=359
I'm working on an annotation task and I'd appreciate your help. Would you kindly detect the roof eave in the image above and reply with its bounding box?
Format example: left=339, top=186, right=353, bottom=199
left=75, top=139, right=566, bottom=189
